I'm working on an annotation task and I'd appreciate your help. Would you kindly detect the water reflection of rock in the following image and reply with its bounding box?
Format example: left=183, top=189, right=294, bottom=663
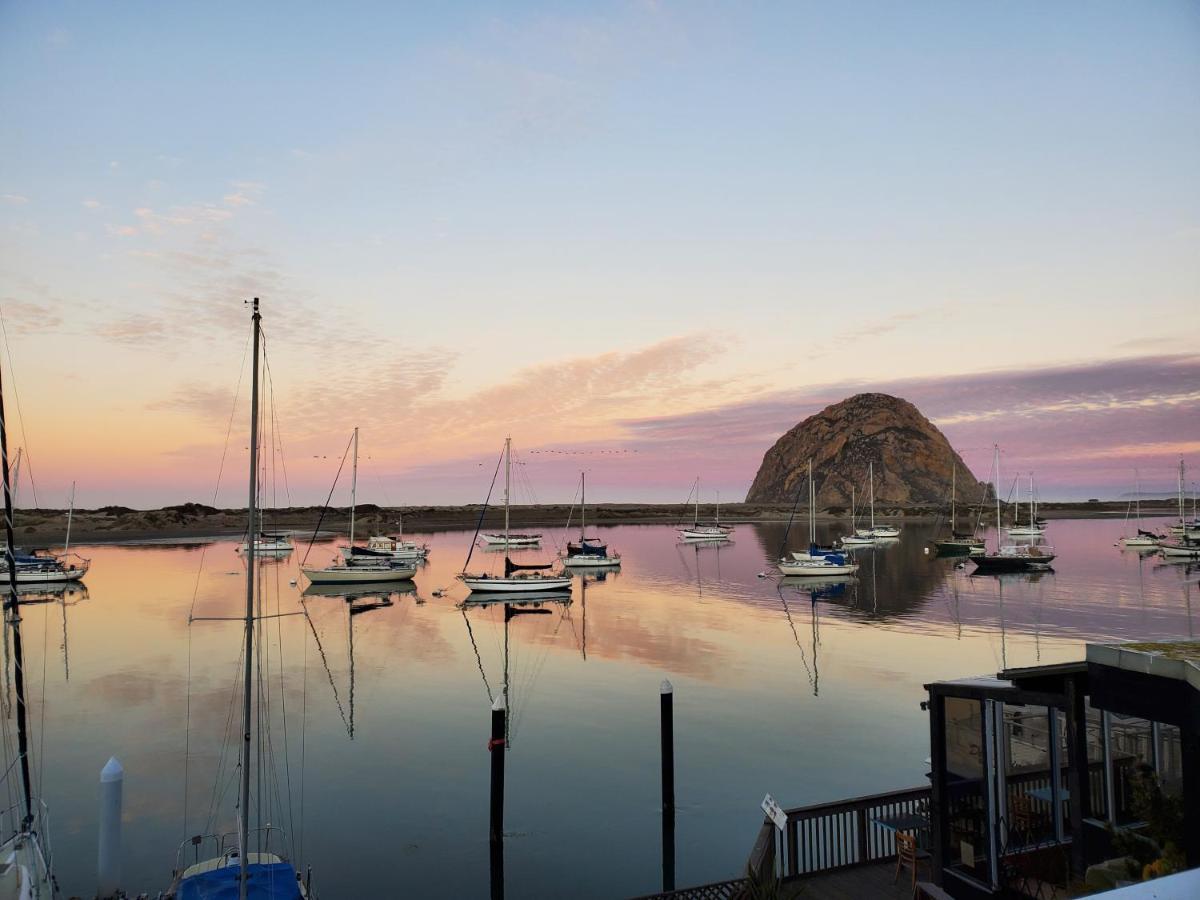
left=748, top=521, right=948, bottom=621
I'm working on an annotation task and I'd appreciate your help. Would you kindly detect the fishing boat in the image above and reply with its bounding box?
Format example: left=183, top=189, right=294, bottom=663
left=778, top=460, right=859, bottom=577
left=1006, top=472, right=1046, bottom=536
left=933, top=464, right=986, bottom=554
left=561, top=473, right=620, bottom=568
left=0, top=342, right=58, bottom=898
left=1119, top=469, right=1164, bottom=547
left=165, top=298, right=311, bottom=899
left=303, top=428, right=415, bottom=585
left=459, top=439, right=572, bottom=594
left=972, top=446, right=1056, bottom=574
left=678, top=480, right=733, bottom=541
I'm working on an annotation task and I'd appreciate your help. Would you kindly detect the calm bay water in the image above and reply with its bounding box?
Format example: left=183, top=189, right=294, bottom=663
left=12, top=517, right=1197, bottom=897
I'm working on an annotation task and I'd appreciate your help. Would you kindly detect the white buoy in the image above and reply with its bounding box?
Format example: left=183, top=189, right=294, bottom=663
left=98, top=756, right=124, bottom=898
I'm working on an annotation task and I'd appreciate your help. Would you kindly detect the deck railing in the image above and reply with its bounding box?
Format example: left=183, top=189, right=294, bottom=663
left=774, top=785, right=932, bottom=879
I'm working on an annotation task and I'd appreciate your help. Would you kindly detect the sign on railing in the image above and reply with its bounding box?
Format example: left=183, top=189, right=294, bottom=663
left=761, top=794, right=788, bottom=832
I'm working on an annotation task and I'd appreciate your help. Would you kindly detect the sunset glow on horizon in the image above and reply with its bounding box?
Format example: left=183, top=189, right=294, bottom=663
left=2, top=2, right=1197, bottom=508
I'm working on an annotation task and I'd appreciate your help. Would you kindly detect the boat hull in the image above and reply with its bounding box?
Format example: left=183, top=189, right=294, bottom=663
left=480, top=533, right=541, bottom=546
left=302, top=565, right=416, bottom=584
left=971, top=553, right=1056, bottom=573
left=777, top=560, right=859, bottom=576
left=1158, top=541, right=1200, bottom=557
left=678, top=528, right=732, bottom=541
left=1, top=566, right=88, bottom=584
left=458, top=574, right=572, bottom=593
left=561, top=554, right=621, bottom=568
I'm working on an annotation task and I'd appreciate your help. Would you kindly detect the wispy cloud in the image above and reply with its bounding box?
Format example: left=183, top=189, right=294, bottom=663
left=82, top=198, right=102, bottom=209
left=2, top=194, right=29, bottom=205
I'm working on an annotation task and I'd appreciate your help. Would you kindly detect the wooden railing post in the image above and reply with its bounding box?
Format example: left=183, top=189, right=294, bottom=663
left=855, top=808, right=868, bottom=864
left=787, top=818, right=799, bottom=877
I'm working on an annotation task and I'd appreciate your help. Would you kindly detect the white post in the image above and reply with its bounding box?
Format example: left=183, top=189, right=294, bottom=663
left=98, top=756, right=124, bottom=898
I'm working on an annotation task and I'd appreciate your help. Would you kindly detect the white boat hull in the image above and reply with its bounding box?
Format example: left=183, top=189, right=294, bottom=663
left=1, top=566, right=88, bottom=584
left=1120, top=536, right=1159, bottom=547
left=240, top=540, right=294, bottom=552
left=678, top=528, right=732, bottom=541
left=839, top=535, right=875, bottom=546
left=869, top=526, right=901, bottom=538
left=561, top=553, right=621, bottom=568
left=302, top=565, right=416, bottom=584
left=777, top=560, right=859, bottom=576
left=480, top=533, right=541, bottom=546
left=340, top=546, right=427, bottom=563
left=1158, top=542, right=1200, bottom=558
left=1006, top=526, right=1046, bottom=536
left=458, top=573, right=573, bottom=593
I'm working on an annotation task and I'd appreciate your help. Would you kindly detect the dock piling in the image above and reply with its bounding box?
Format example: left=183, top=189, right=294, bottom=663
left=661, top=679, right=676, bottom=892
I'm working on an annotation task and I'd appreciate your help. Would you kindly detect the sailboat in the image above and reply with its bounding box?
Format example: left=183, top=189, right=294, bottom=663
left=561, top=473, right=620, bottom=568
left=778, top=460, right=859, bottom=576
left=1163, top=460, right=1200, bottom=539
left=166, top=299, right=310, bottom=899
left=304, top=428, right=416, bottom=584
left=839, top=462, right=898, bottom=544
left=348, top=506, right=430, bottom=562
left=1006, top=472, right=1046, bottom=536
left=677, top=479, right=733, bottom=541
left=1158, top=459, right=1200, bottom=558
left=933, top=463, right=985, bottom=554
left=1120, top=469, right=1164, bottom=548
left=0, top=483, right=91, bottom=584
left=0, top=336, right=57, bottom=898
left=459, top=439, right=572, bottom=594
left=839, top=482, right=875, bottom=547
left=971, top=446, right=1056, bottom=573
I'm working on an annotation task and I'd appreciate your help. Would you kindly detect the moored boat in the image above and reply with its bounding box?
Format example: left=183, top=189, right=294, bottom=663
left=460, top=438, right=572, bottom=594
left=778, top=459, right=859, bottom=577
left=561, top=473, right=621, bottom=569
left=971, top=446, right=1056, bottom=573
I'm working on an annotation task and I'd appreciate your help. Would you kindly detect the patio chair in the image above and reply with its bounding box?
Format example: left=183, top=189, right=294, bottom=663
left=895, top=831, right=931, bottom=892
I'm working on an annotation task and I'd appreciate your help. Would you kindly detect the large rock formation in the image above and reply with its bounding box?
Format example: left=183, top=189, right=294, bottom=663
left=745, top=393, right=986, bottom=508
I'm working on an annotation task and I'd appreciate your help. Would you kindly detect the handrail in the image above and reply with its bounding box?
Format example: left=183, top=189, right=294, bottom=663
left=773, top=785, right=932, bottom=880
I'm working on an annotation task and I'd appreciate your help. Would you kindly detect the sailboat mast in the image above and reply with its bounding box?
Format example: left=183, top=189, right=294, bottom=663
left=869, top=462, right=875, bottom=531
left=349, top=427, right=359, bottom=546
left=808, top=459, right=815, bottom=545
left=239, top=298, right=262, bottom=899
left=951, top=464, right=956, bottom=525
left=1180, top=459, right=1186, bottom=525
left=994, top=445, right=1002, bottom=551
left=716, top=490, right=720, bottom=526
left=581, top=471, right=586, bottom=539
left=504, top=437, right=511, bottom=545
left=1135, top=468, right=1142, bottom=526
left=0, top=352, right=34, bottom=826
left=65, top=480, right=76, bottom=556
left=1029, top=472, right=1034, bottom=527
left=694, top=478, right=699, bottom=528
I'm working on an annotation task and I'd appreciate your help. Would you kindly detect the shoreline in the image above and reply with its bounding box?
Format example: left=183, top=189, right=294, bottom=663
left=11, top=500, right=1184, bottom=546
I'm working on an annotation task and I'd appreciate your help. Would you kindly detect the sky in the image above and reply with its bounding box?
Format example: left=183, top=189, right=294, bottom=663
left=1, top=1, right=1197, bottom=508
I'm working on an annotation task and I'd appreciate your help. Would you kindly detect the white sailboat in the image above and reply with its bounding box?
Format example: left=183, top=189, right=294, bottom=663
left=678, top=480, right=733, bottom=541
left=1159, top=460, right=1200, bottom=557
left=1006, top=472, right=1046, bottom=536
left=0, top=342, right=57, bottom=898
left=303, top=428, right=416, bottom=584
left=778, top=460, right=859, bottom=577
left=932, top=464, right=986, bottom=553
left=839, top=461, right=897, bottom=544
left=0, top=483, right=91, bottom=583
left=459, top=439, right=572, bottom=594
left=839, top=484, right=875, bottom=547
left=1120, top=469, right=1163, bottom=548
left=561, top=473, right=620, bottom=568
left=166, top=298, right=310, bottom=899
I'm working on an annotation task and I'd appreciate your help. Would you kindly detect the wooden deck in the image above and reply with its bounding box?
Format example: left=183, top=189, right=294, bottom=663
left=782, top=861, right=925, bottom=900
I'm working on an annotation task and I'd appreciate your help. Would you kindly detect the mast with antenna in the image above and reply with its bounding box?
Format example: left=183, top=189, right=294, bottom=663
left=238, top=298, right=261, bottom=900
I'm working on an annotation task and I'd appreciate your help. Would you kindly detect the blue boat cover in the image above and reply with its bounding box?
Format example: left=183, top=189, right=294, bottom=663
left=177, top=862, right=302, bottom=900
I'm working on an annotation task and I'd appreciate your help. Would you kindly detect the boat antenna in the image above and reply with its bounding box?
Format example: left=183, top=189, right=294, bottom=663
left=239, top=298, right=262, bottom=900
left=0, top=344, right=34, bottom=828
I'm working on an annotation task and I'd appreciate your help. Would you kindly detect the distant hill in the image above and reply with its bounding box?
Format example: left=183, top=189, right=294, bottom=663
left=744, top=393, right=987, bottom=508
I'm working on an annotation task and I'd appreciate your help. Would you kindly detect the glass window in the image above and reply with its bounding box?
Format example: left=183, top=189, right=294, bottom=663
left=1108, top=715, right=1153, bottom=825
left=943, top=697, right=990, bottom=883
left=1002, top=705, right=1056, bottom=847
left=1085, top=704, right=1107, bottom=820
